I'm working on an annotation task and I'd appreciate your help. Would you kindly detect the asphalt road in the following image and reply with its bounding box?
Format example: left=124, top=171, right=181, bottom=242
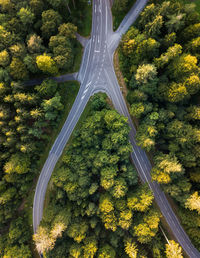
left=24, top=72, right=78, bottom=86
left=33, top=1, right=200, bottom=257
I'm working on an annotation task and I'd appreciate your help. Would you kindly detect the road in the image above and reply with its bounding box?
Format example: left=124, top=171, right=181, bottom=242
left=33, top=0, right=200, bottom=257
left=24, top=72, right=78, bottom=86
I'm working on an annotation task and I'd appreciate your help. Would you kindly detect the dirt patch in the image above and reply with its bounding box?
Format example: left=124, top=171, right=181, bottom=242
left=113, top=48, right=140, bottom=129
left=113, top=49, right=128, bottom=97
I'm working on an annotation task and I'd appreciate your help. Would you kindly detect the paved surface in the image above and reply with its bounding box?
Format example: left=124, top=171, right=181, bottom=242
left=76, top=33, right=89, bottom=47
left=33, top=1, right=200, bottom=257
left=24, top=73, right=78, bottom=86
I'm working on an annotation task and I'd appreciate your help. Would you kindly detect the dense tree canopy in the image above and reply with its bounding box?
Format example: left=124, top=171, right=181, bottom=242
left=34, top=95, right=164, bottom=257
left=120, top=0, right=200, bottom=250
left=0, top=0, right=90, bottom=256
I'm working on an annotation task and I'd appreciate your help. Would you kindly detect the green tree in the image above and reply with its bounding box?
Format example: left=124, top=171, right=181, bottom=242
left=127, top=184, right=154, bottom=212
left=4, top=245, right=32, bottom=258
left=186, top=106, right=200, bottom=121
left=133, top=208, right=161, bottom=244
left=41, top=9, right=62, bottom=38
left=98, top=244, right=116, bottom=258
left=130, top=102, right=153, bottom=119
left=42, top=92, right=63, bottom=120
left=184, top=74, right=200, bottom=95
left=181, top=23, right=200, bottom=42
left=67, top=219, right=88, bottom=243
left=0, top=187, right=16, bottom=205
left=139, top=4, right=157, bottom=28
left=165, top=82, right=187, bottom=103
left=165, top=13, right=185, bottom=33
left=112, top=0, right=128, bottom=14
left=135, top=123, right=157, bottom=152
left=30, top=0, right=44, bottom=15
left=10, top=57, right=28, bottom=80
left=111, top=177, right=127, bottom=199
left=154, top=44, right=182, bottom=69
left=83, top=236, right=98, bottom=258
left=47, top=0, right=63, bottom=8
left=35, top=79, right=58, bottom=97
left=4, top=153, right=30, bottom=174
left=99, top=194, right=114, bottom=214
left=24, top=54, right=39, bottom=74
left=168, top=54, right=198, bottom=80
left=118, top=209, right=132, bottom=230
left=145, top=15, right=163, bottom=37
left=187, top=37, right=200, bottom=54
left=69, top=243, right=83, bottom=258
left=151, top=153, right=183, bottom=184
left=0, top=0, right=14, bottom=12
left=0, top=49, right=10, bottom=67
left=9, top=43, right=26, bottom=58
left=27, top=34, right=43, bottom=54
left=124, top=238, right=138, bottom=258
left=162, top=32, right=176, bottom=48
left=17, top=8, right=35, bottom=26
left=58, top=23, right=77, bottom=38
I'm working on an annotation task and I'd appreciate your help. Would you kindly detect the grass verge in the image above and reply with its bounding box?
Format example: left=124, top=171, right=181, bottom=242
left=78, top=3, right=92, bottom=37
left=72, top=41, right=83, bottom=72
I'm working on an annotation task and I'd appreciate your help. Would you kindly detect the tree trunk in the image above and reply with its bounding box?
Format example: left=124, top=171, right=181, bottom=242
left=67, top=3, right=71, bottom=13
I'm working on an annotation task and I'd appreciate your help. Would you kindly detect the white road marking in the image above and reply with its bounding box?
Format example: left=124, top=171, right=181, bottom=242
left=85, top=82, right=91, bottom=88
left=84, top=88, right=88, bottom=94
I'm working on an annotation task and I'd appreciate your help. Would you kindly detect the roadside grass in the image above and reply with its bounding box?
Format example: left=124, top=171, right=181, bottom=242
left=78, top=3, right=92, bottom=37
left=72, top=41, right=83, bottom=72
left=112, top=0, right=136, bottom=31
left=24, top=81, right=79, bottom=255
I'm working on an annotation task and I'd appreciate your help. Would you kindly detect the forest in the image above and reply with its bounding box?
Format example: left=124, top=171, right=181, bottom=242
left=0, top=0, right=199, bottom=257
left=35, top=94, right=180, bottom=258
left=119, top=0, right=200, bottom=251
left=0, top=0, right=89, bottom=257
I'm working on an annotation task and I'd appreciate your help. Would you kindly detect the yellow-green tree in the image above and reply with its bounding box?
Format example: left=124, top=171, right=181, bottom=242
left=0, top=49, right=10, bottom=67
left=36, top=53, right=58, bottom=74
left=165, top=240, right=183, bottom=258
left=124, top=238, right=138, bottom=258
left=127, top=184, right=154, bottom=212
left=185, top=192, right=200, bottom=214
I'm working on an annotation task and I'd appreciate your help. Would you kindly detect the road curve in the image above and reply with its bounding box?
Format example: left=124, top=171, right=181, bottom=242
left=33, top=0, right=200, bottom=257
